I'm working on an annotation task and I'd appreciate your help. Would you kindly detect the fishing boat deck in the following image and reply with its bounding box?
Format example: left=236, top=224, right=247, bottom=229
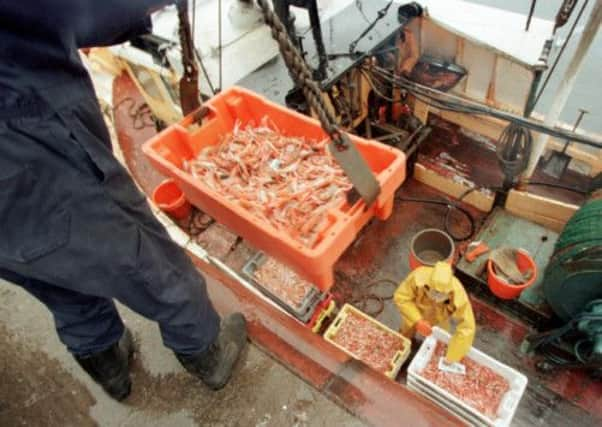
left=114, top=72, right=601, bottom=426
left=419, top=116, right=590, bottom=206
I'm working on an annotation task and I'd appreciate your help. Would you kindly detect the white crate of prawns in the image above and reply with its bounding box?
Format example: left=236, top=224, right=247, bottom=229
left=407, top=327, right=528, bottom=427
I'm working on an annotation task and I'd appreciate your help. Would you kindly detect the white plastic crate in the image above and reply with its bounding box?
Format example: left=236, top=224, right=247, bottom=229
left=407, top=327, right=527, bottom=427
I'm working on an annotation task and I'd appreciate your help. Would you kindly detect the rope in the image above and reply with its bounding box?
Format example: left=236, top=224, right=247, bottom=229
left=348, top=0, right=394, bottom=54
left=529, top=300, right=602, bottom=367
left=395, top=195, right=476, bottom=241
left=533, top=0, right=589, bottom=108
left=355, top=0, right=371, bottom=24
left=177, top=0, right=196, bottom=81
left=192, top=0, right=196, bottom=42
left=112, top=97, right=156, bottom=130
left=496, top=122, right=533, bottom=185
left=193, top=45, right=217, bottom=95
left=218, top=0, right=223, bottom=92
left=369, top=66, right=602, bottom=149
left=186, top=0, right=218, bottom=95
left=256, top=0, right=347, bottom=148
left=333, top=272, right=397, bottom=317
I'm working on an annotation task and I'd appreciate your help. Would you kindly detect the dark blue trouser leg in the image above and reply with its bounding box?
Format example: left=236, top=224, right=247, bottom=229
left=0, top=91, right=220, bottom=357
left=0, top=268, right=124, bottom=355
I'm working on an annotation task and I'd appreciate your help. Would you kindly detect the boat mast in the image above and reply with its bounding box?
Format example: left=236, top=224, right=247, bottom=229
left=522, top=0, right=602, bottom=183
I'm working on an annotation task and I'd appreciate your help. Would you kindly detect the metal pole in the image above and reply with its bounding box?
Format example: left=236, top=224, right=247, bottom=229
left=522, top=0, right=602, bottom=182
left=526, top=0, right=537, bottom=31
left=573, top=108, right=589, bottom=131
left=532, top=0, right=590, bottom=110
left=524, top=69, right=544, bottom=116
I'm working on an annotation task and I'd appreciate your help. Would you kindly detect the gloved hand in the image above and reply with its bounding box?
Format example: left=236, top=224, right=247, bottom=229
left=415, top=319, right=432, bottom=337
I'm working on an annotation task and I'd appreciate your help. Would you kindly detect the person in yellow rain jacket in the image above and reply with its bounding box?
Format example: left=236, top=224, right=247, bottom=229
left=394, top=262, right=476, bottom=363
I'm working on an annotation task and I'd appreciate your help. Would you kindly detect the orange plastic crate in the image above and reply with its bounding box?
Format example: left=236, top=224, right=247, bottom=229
left=142, top=87, right=406, bottom=291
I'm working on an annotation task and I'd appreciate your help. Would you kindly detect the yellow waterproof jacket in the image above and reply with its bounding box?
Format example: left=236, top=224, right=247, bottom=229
left=394, top=266, right=475, bottom=362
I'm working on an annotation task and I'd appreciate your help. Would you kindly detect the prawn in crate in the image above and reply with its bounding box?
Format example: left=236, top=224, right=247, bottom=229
left=242, top=252, right=334, bottom=329
left=407, top=327, right=527, bottom=427
left=324, top=304, right=411, bottom=379
left=142, top=87, right=406, bottom=291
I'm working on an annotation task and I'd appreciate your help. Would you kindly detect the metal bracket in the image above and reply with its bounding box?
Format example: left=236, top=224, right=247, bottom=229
left=329, top=133, right=380, bottom=206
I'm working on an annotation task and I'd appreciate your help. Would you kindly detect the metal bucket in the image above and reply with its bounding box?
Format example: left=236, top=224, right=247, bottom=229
left=409, top=229, right=455, bottom=270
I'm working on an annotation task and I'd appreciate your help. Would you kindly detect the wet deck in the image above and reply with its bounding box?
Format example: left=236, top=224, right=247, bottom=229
left=113, top=73, right=601, bottom=426
left=420, top=116, right=590, bottom=206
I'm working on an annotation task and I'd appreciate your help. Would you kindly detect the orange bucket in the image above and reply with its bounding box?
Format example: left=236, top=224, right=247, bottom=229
left=152, top=179, right=191, bottom=220
left=409, top=229, right=455, bottom=271
left=487, top=250, right=537, bottom=299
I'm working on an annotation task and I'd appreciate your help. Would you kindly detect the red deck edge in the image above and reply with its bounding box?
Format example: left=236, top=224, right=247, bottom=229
left=196, top=259, right=462, bottom=427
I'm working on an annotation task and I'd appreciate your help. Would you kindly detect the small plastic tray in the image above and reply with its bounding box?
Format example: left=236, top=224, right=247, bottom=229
left=407, top=327, right=528, bottom=427
left=242, top=252, right=325, bottom=323
left=324, top=304, right=411, bottom=379
left=142, top=86, right=406, bottom=291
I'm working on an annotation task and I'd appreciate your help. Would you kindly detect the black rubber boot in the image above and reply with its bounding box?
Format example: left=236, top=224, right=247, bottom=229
left=176, top=313, right=247, bottom=390
left=74, top=328, right=134, bottom=401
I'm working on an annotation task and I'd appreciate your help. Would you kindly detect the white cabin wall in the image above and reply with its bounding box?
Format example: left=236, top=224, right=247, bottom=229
left=421, top=19, right=457, bottom=61
left=494, top=58, right=533, bottom=114
left=418, top=18, right=534, bottom=116
left=460, top=42, right=496, bottom=102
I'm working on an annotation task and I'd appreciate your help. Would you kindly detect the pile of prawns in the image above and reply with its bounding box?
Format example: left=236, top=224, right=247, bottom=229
left=185, top=118, right=352, bottom=247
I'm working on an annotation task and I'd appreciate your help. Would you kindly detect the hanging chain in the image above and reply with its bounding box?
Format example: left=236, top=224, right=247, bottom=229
left=177, top=0, right=198, bottom=84
left=256, top=0, right=349, bottom=149
left=348, top=0, right=393, bottom=54
left=178, top=0, right=211, bottom=121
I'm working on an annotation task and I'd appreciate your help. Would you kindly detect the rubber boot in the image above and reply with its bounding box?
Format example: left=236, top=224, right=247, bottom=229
left=176, top=313, right=247, bottom=390
left=74, top=328, right=134, bottom=401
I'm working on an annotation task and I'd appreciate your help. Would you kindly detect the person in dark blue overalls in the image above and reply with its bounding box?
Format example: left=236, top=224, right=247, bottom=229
left=0, top=1, right=247, bottom=400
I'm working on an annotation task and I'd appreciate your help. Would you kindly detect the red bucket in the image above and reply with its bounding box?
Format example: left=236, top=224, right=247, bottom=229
left=152, top=179, right=192, bottom=220
left=409, top=229, right=455, bottom=271
left=487, top=250, right=537, bottom=300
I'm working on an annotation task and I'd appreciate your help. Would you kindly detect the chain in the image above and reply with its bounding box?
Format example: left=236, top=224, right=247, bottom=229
left=256, top=0, right=348, bottom=149
left=177, top=0, right=197, bottom=80
left=348, top=0, right=393, bottom=54
left=178, top=0, right=211, bottom=120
